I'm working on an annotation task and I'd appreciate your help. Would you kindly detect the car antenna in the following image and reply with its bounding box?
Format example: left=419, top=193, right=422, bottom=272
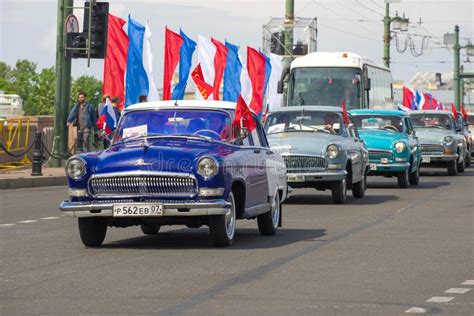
left=174, top=100, right=179, bottom=106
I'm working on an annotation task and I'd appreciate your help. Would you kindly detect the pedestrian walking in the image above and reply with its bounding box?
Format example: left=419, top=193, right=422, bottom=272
left=67, top=91, right=98, bottom=152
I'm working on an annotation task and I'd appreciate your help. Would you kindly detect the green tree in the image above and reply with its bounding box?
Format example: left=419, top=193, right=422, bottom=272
left=70, top=75, right=103, bottom=111
left=10, top=60, right=38, bottom=112
left=0, top=62, right=14, bottom=93
left=25, top=67, right=56, bottom=115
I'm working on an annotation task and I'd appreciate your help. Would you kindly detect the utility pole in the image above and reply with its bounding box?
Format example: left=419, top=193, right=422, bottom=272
left=51, top=0, right=73, bottom=167
left=453, top=25, right=461, bottom=111
left=283, top=0, right=294, bottom=76
left=383, top=2, right=391, bottom=68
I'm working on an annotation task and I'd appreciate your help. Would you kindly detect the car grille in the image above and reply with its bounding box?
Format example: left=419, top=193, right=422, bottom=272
left=283, top=155, right=326, bottom=173
left=89, top=174, right=198, bottom=198
left=421, top=144, right=443, bottom=154
left=368, top=149, right=392, bottom=160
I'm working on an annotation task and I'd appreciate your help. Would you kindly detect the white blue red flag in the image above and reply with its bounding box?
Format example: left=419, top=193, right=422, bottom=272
left=402, top=87, right=416, bottom=110
left=98, top=98, right=118, bottom=135
left=170, top=29, right=196, bottom=100
left=223, top=41, right=242, bottom=102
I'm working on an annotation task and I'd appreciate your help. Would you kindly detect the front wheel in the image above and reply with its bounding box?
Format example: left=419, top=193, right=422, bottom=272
left=465, top=152, right=471, bottom=167
left=409, top=164, right=420, bottom=185
left=78, top=218, right=107, bottom=247
left=140, top=224, right=161, bottom=235
left=457, top=157, right=466, bottom=173
left=447, top=160, right=457, bottom=176
left=352, top=172, right=367, bottom=199
left=257, top=192, right=281, bottom=235
left=331, top=177, right=347, bottom=204
left=209, top=192, right=236, bottom=247
left=397, top=170, right=409, bottom=188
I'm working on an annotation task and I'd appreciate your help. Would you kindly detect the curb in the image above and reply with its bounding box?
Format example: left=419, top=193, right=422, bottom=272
left=0, top=176, right=67, bottom=190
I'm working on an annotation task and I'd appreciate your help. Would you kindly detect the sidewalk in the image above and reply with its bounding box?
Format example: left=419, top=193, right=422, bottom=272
left=0, top=167, right=67, bottom=190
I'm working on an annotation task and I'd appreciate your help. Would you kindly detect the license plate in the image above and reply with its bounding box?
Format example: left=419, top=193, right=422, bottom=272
left=370, top=163, right=377, bottom=171
left=422, top=157, right=431, bottom=163
left=287, top=175, right=305, bottom=182
left=113, top=204, right=163, bottom=217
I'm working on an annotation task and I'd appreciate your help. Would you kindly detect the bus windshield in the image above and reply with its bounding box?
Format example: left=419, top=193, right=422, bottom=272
left=289, top=67, right=361, bottom=109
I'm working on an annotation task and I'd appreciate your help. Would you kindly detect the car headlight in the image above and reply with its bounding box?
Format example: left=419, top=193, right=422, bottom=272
left=394, top=142, right=405, bottom=153
left=326, top=144, right=340, bottom=159
left=65, top=157, right=86, bottom=180
left=443, top=136, right=454, bottom=146
left=197, top=157, right=219, bottom=179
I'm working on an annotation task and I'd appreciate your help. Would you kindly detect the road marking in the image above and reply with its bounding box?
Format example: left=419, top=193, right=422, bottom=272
left=426, top=296, right=454, bottom=303
left=445, top=288, right=471, bottom=294
left=405, top=307, right=427, bottom=313
left=41, top=216, right=60, bottom=220
left=461, top=280, right=474, bottom=285
left=17, top=220, right=38, bottom=224
left=0, top=223, right=16, bottom=227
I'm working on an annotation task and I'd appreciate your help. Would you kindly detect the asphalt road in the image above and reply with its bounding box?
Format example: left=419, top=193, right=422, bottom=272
left=1, top=168, right=473, bottom=315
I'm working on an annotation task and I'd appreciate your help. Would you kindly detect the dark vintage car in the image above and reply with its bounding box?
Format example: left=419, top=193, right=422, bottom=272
left=59, top=101, right=288, bottom=247
left=264, top=106, right=369, bottom=204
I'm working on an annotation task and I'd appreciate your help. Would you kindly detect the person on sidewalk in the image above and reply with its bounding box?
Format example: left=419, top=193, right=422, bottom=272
left=97, top=96, right=122, bottom=148
left=67, top=91, right=97, bottom=152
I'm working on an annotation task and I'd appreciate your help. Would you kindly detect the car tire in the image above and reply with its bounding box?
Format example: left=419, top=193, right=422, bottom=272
left=140, top=224, right=161, bottom=235
left=331, top=177, right=347, bottom=204
left=409, top=164, right=420, bottom=185
left=78, top=218, right=107, bottom=247
left=397, top=170, right=409, bottom=188
left=447, top=160, right=457, bottom=176
left=466, top=153, right=471, bottom=167
left=457, top=157, right=465, bottom=173
left=257, top=192, right=281, bottom=235
left=209, top=192, right=236, bottom=247
left=352, top=172, right=367, bottom=199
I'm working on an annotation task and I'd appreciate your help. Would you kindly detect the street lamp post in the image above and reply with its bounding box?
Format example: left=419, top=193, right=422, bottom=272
left=383, top=1, right=409, bottom=68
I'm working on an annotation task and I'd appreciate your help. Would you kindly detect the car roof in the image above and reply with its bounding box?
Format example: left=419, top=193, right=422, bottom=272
left=123, top=100, right=237, bottom=113
left=350, top=109, right=407, bottom=116
left=268, top=105, right=342, bottom=113
left=409, top=110, right=452, bottom=115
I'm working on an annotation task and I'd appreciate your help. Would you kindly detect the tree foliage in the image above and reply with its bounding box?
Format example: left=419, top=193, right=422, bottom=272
left=0, top=59, right=103, bottom=115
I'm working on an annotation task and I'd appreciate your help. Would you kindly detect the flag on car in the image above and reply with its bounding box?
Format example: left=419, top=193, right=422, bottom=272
left=460, top=104, right=468, bottom=119
left=143, top=21, right=159, bottom=101
left=451, top=104, right=459, bottom=119
left=341, top=99, right=350, bottom=125
left=402, top=87, right=416, bottom=110
left=162, top=27, right=184, bottom=100
left=191, top=64, right=213, bottom=100
left=247, top=47, right=267, bottom=116
left=233, top=96, right=256, bottom=132
left=223, top=41, right=242, bottom=102
left=97, top=98, right=118, bottom=135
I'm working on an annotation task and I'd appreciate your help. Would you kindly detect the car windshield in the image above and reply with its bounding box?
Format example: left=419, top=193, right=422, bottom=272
left=411, top=114, right=452, bottom=130
left=112, top=109, right=233, bottom=143
left=353, top=115, right=404, bottom=133
left=289, top=67, right=361, bottom=109
left=264, top=111, right=342, bottom=135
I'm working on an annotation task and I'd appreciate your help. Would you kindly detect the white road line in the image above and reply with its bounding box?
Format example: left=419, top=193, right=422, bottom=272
left=445, top=288, right=471, bottom=294
left=41, top=216, right=60, bottom=220
left=405, top=307, right=427, bottom=313
left=426, top=296, right=454, bottom=303
left=461, top=280, right=474, bottom=285
left=17, top=220, right=38, bottom=224
left=0, top=223, right=16, bottom=227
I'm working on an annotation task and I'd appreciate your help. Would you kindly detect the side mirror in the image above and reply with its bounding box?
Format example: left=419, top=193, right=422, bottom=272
left=364, top=77, right=371, bottom=91
left=277, top=80, right=284, bottom=94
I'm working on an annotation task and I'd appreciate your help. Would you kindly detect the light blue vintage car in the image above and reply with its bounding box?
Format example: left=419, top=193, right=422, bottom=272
left=264, top=106, right=369, bottom=204
left=410, top=110, right=467, bottom=176
left=351, top=109, right=422, bottom=188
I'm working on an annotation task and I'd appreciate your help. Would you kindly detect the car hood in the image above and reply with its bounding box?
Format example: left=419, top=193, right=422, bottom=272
left=358, top=130, right=404, bottom=151
left=414, top=128, right=451, bottom=143
left=94, top=138, right=231, bottom=174
left=267, top=132, right=342, bottom=155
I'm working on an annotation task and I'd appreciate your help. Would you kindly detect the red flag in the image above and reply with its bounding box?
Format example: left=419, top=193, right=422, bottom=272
left=102, top=14, right=128, bottom=110
left=247, top=47, right=267, bottom=115
left=451, top=104, right=459, bottom=119
left=163, top=27, right=184, bottom=100
left=460, top=104, right=468, bottom=119
left=191, top=64, right=213, bottom=100
left=402, top=87, right=415, bottom=110
left=233, top=96, right=256, bottom=132
left=341, top=99, right=350, bottom=125
left=211, top=38, right=228, bottom=101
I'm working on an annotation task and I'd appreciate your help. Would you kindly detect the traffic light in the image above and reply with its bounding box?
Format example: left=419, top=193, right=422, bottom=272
left=66, top=2, right=109, bottom=59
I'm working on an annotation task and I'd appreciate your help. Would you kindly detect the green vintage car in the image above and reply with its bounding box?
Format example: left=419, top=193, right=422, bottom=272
left=351, top=109, right=422, bottom=188
left=410, top=111, right=467, bottom=176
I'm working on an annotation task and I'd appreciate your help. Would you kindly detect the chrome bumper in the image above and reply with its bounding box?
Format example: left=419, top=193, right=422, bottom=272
left=370, top=162, right=410, bottom=170
left=421, top=154, right=458, bottom=162
left=287, top=170, right=347, bottom=183
left=59, top=200, right=230, bottom=218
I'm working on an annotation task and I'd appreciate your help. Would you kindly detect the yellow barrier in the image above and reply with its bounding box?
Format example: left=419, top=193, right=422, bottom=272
left=0, top=118, right=32, bottom=171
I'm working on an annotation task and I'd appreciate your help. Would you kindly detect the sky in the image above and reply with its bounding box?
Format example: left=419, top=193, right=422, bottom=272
left=1, top=0, right=473, bottom=102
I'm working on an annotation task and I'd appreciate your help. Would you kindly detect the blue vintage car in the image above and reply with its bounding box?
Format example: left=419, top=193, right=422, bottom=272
left=59, top=101, right=288, bottom=247
left=351, top=109, right=422, bottom=188
left=265, top=106, right=369, bottom=204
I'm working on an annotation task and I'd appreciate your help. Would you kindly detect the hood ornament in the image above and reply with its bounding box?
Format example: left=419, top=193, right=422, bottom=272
left=132, top=158, right=152, bottom=166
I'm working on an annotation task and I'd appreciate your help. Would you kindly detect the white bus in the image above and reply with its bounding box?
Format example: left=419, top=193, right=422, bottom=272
left=284, top=52, right=393, bottom=110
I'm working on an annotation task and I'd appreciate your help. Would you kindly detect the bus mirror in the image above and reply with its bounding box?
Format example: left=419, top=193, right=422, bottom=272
left=277, top=80, right=284, bottom=94
left=364, top=78, right=371, bottom=91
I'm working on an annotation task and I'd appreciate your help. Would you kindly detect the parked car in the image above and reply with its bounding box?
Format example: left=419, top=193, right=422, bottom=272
left=264, top=106, right=369, bottom=204
left=350, top=109, right=422, bottom=188
left=59, top=101, right=288, bottom=247
left=410, top=110, right=467, bottom=175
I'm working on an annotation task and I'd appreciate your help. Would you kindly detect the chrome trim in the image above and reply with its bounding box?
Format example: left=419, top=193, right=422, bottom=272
left=281, top=154, right=326, bottom=173
left=65, top=156, right=87, bottom=180
left=68, top=188, right=88, bottom=197
left=371, top=163, right=410, bottom=169
left=421, top=154, right=458, bottom=161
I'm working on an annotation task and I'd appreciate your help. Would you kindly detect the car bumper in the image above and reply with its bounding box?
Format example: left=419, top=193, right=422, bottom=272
left=287, top=170, right=347, bottom=183
left=368, top=162, right=410, bottom=173
left=421, top=154, right=458, bottom=163
left=59, top=199, right=231, bottom=218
